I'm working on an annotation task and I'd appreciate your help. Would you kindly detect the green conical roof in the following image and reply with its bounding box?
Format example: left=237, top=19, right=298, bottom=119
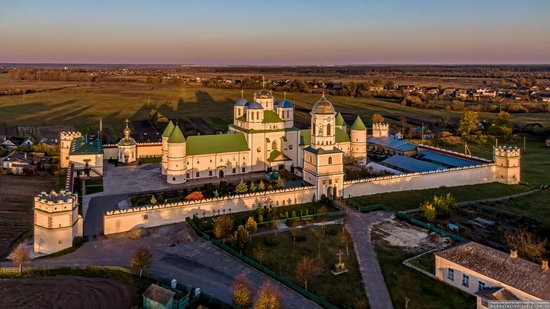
left=335, top=112, right=346, bottom=126
left=351, top=116, right=367, bottom=130
left=168, top=125, right=185, bottom=143
left=162, top=121, right=175, bottom=137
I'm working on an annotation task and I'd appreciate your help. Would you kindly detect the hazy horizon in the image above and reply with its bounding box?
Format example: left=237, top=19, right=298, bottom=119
left=2, top=0, right=549, bottom=65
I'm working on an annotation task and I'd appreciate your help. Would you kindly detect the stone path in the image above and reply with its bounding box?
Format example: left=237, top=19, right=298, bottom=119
left=336, top=200, right=394, bottom=309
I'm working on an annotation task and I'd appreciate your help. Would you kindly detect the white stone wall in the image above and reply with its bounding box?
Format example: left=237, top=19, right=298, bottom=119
left=103, top=186, right=316, bottom=234
left=343, top=164, right=496, bottom=198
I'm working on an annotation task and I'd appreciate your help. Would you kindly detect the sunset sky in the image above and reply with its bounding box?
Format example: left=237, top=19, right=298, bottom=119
left=1, top=0, right=549, bottom=65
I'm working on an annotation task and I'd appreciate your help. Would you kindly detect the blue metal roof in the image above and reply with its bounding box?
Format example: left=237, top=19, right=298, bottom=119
left=382, top=155, right=446, bottom=173
left=277, top=99, right=293, bottom=108
left=247, top=102, right=263, bottom=109
left=368, top=136, right=417, bottom=152
left=417, top=149, right=480, bottom=168
left=235, top=98, right=248, bottom=106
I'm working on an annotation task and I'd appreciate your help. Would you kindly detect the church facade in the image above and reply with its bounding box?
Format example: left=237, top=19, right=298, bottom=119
left=162, top=88, right=368, bottom=198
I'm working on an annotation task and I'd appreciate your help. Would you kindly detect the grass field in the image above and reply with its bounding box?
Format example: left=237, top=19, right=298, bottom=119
left=1, top=75, right=549, bottom=133
left=373, top=241, right=475, bottom=309
left=242, top=225, right=369, bottom=308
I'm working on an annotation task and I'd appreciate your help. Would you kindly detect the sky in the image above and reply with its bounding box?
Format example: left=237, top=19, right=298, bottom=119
left=1, top=0, right=549, bottom=65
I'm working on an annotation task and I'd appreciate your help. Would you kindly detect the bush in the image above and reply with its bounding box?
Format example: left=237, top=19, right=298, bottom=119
left=263, top=238, right=279, bottom=247
left=72, top=236, right=84, bottom=248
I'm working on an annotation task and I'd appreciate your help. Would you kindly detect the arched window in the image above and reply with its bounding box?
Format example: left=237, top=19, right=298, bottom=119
left=328, top=157, right=333, bottom=164
left=257, top=111, right=260, bottom=120
left=272, top=140, right=277, bottom=150
left=318, top=125, right=323, bottom=135
left=251, top=111, right=254, bottom=120
left=327, top=123, right=331, bottom=136
left=286, top=110, right=290, bottom=118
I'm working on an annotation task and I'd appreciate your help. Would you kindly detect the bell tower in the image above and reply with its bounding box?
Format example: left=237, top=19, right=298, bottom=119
left=303, top=95, right=344, bottom=200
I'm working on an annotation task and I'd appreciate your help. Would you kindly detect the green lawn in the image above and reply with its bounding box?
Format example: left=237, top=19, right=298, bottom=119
left=482, top=189, right=550, bottom=227
left=347, top=182, right=530, bottom=211
left=373, top=242, right=475, bottom=309
left=242, top=225, right=369, bottom=308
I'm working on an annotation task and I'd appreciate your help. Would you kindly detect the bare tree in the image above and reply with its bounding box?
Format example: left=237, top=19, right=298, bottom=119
left=131, top=247, right=152, bottom=278
left=252, top=245, right=267, bottom=265
left=339, top=230, right=353, bottom=256
left=505, top=228, right=548, bottom=262
left=295, top=256, right=317, bottom=291
left=11, top=244, right=30, bottom=275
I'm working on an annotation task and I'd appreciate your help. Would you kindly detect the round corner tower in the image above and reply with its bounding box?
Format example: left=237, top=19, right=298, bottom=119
left=166, top=125, right=187, bottom=184
left=493, top=146, right=521, bottom=185
left=350, top=116, right=367, bottom=165
left=34, top=190, right=82, bottom=254
left=161, top=121, right=175, bottom=175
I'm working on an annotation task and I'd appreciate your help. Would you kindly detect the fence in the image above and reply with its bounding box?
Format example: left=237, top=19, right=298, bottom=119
left=186, top=217, right=211, bottom=240
left=212, top=239, right=338, bottom=309
left=357, top=204, right=389, bottom=213
left=395, top=211, right=467, bottom=242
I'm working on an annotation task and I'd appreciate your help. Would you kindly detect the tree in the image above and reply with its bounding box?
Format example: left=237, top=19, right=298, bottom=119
left=339, top=230, right=353, bottom=256
left=233, top=225, right=250, bottom=253
left=318, top=206, right=329, bottom=230
left=236, top=180, right=248, bottom=194
left=258, top=180, right=266, bottom=191
left=431, top=193, right=456, bottom=217
left=372, top=113, right=384, bottom=124
left=420, top=202, right=437, bottom=223
left=131, top=247, right=152, bottom=278
left=450, top=100, right=464, bottom=111
left=232, top=275, right=252, bottom=309
left=254, top=282, right=282, bottom=309
left=491, top=111, right=513, bottom=137
left=186, top=191, right=204, bottom=201
left=249, top=182, right=257, bottom=192
left=275, top=177, right=285, bottom=189
left=252, top=245, right=267, bottom=265
left=295, top=256, right=316, bottom=291
left=11, top=244, right=30, bottom=275
left=245, top=217, right=258, bottom=235
left=505, top=228, right=547, bottom=262
left=213, top=215, right=233, bottom=242
left=460, top=111, right=479, bottom=136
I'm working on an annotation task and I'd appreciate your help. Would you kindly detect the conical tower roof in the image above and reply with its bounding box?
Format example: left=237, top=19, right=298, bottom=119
left=162, top=121, right=175, bottom=138
left=335, top=112, right=346, bottom=126
left=351, top=116, right=367, bottom=130
left=168, top=125, right=185, bottom=143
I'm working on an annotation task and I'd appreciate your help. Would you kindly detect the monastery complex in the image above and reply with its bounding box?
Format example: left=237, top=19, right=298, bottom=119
left=37, top=87, right=521, bottom=254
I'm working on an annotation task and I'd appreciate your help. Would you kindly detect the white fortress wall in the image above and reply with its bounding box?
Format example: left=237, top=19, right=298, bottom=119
left=103, top=146, right=118, bottom=160
left=103, top=143, right=162, bottom=160
left=343, top=164, right=496, bottom=198
left=104, top=186, right=316, bottom=234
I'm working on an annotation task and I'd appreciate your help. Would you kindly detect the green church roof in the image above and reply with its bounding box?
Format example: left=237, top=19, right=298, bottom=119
left=70, top=134, right=103, bottom=155
left=335, top=112, right=346, bottom=126
left=351, top=116, right=367, bottom=130
left=299, top=128, right=349, bottom=146
left=168, top=125, right=185, bottom=143
left=186, top=133, right=250, bottom=155
left=162, top=121, right=175, bottom=137
left=268, top=149, right=286, bottom=162
left=262, top=110, right=284, bottom=123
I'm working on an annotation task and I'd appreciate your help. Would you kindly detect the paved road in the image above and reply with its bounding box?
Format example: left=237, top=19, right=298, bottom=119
left=337, top=201, right=394, bottom=309
left=24, top=223, right=319, bottom=308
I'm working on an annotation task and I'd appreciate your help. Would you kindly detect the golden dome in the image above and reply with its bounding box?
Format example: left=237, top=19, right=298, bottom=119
left=311, top=95, right=335, bottom=114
